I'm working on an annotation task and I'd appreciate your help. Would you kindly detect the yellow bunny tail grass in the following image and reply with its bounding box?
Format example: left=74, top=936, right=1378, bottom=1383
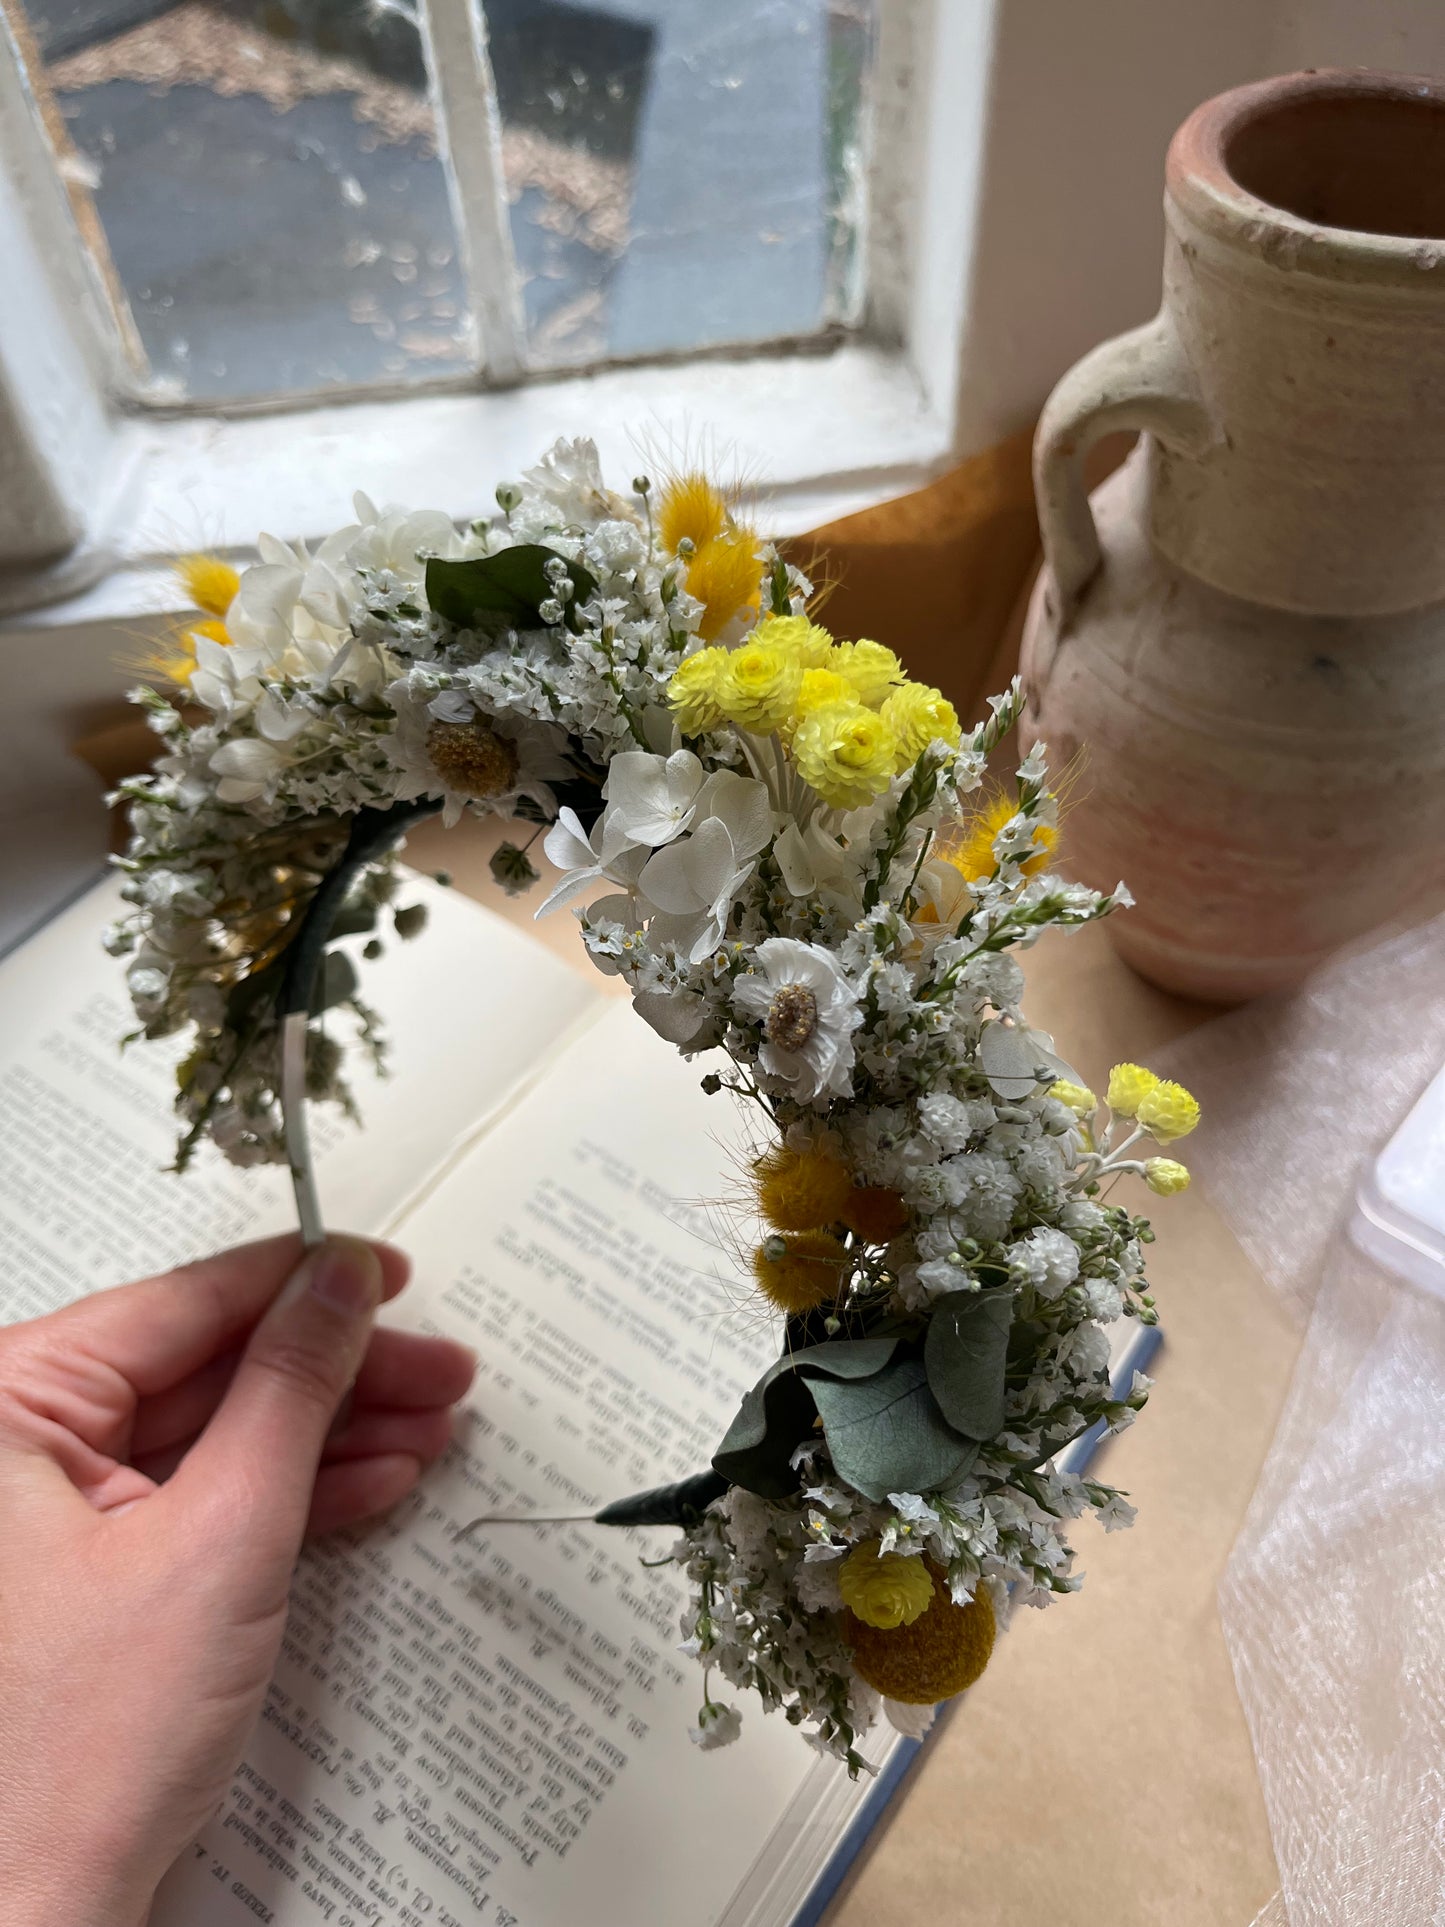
left=176, top=553, right=241, bottom=618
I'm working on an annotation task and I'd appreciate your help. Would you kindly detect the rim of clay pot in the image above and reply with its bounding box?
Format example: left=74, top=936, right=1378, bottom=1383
left=1168, top=69, right=1445, bottom=288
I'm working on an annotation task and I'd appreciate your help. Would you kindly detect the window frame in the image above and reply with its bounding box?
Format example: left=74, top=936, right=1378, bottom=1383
left=0, top=0, right=988, bottom=615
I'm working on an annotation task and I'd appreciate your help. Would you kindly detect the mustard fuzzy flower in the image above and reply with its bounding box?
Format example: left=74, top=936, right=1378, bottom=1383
left=838, top=1545, right=934, bottom=1630
left=668, top=647, right=729, bottom=735
left=1050, top=1079, right=1097, bottom=1118
left=880, top=681, right=961, bottom=766
left=755, top=1144, right=854, bottom=1232
left=941, top=789, right=1058, bottom=885
left=791, top=699, right=898, bottom=810
left=832, top=638, right=905, bottom=708
left=657, top=472, right=731, bottom=555
left=1145, top=1157, right=1191, bottom=1195
left=1106, top=1062, right=1160, bottom=1118
left=840, top=1184, right=910, bottom=1244
left=1136, top=1079, right=1201, bottom=1145
left=717, top=636, right=803, bottom=734
left=685, top=531, right=762, bottom=641
left=751, top=1229, right=848, bottom=1314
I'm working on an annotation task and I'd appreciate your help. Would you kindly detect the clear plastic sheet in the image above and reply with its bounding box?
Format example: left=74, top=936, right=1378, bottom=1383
left=1159, top=911, right=1445, bottom=1926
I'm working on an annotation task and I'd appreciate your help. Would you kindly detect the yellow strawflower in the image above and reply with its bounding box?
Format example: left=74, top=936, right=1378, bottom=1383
left=1145, top=1157, right=1192, bottom=1195
left=1106, top=1063, right=1161, bottom=1118
left=785, top=666, right=854, bottom=737
left=1050, top=1079, right=1097, bottom=1117
left=941, top=790, right=1058, bottom=885
left=657, top=472, right=730, bottom=555
left=880, top=681, right=961, bottom=766
left=839, top=1546, right=935, bottom=1630
left=750, top=612, right=833, bottom=668
left=177, top=552, right=241, bottom=619
left=717, top=636, right=803, bottom=734
left=668, top=647, right=729, bottom=735
left=751, top=1229, right=848, bottom=1314
left=791, top=699, right=898, bottom=810
left=832, top=638, right=904, bottom=708
left=1136, top=1079, right=1201, bottom=1145
left=755, top=1145, right=854, bottom=1232
left=685, top=530, right=762, bottom=641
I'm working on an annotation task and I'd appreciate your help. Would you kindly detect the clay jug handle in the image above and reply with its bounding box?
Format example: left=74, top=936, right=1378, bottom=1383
left=1034, top=310, right=1214, bottom=627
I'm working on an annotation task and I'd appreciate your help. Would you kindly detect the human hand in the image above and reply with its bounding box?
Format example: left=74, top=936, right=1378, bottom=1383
left=0, top=1233, right=475, bottom=1927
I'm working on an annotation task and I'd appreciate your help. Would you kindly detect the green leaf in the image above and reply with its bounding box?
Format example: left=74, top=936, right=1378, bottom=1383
left=327, top=899, right=378, bottom=940
left=425, top=546, right=599, bottom=636
left=712, top=1333, right=907, bottom=1501
left=923, top=1289, right=1013, bottom=1441
left=809, top=1355, right=981, bottom=1503
left=711, top=1363, right=819, bottom=1500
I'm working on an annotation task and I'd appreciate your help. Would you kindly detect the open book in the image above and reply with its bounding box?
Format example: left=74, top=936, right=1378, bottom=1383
left=0, top=873, right=1157, bottom=1927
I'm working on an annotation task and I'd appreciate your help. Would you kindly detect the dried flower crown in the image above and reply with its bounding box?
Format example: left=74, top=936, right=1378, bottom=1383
left=111, top=439, right=1198, bottom=1771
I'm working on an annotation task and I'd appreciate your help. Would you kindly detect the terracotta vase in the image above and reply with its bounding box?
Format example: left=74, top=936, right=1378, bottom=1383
left=1019, top=70, right=1445, bottom=1001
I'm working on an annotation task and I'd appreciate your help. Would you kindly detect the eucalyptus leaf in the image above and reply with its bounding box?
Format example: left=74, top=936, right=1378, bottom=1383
left=327, top=900, right=378, bottom=940
left=923, top=1289, right=1012, bottom=1440
left=425, top=546, right=599, bottom=636
left=809, top=1355, right=981, bottom=1503
left=712, top=1333, right=907, bottom=1500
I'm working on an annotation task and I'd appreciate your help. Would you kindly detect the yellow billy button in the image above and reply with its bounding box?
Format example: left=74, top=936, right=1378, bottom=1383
left=843, top=1561, right=996, bottom=1703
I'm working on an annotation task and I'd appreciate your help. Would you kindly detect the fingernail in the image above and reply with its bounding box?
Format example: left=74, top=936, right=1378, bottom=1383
left=306, top=1238, right=383, bottom=1316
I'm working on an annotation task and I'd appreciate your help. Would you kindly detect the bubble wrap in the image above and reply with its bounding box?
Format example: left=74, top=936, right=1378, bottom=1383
left=1162, top=911, right=1445, bottom=1926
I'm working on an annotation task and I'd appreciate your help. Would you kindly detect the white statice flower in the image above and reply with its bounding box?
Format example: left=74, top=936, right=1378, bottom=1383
left=688, top=1701, right=743, bottom=1751
left=1093, top=1491, right=1138, bottom=1532
left=882, top=1699, right=937, bottom=1741
left=732, top=937, right=864, bottom=1102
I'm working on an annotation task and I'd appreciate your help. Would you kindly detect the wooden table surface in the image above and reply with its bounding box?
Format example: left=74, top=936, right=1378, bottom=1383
left=410, top=813, right=1295, bottom=1927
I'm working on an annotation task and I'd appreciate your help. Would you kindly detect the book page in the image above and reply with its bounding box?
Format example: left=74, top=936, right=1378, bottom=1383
left=0, top=873, right=602, bottom=1320
left=149, top=1005, right=873, bottom=1927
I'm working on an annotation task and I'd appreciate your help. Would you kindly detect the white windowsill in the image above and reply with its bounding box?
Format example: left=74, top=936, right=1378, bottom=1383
left=8, top=340, right=951, bottom=633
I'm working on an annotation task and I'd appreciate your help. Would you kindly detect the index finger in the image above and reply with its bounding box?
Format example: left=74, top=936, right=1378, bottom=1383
left=19, top=1234, right=410, bottom=1400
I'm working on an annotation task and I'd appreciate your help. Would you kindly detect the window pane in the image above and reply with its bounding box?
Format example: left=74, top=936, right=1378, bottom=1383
left=484, top=0, right=876, bottom=368
left=19, top=0, right=475, bottom=403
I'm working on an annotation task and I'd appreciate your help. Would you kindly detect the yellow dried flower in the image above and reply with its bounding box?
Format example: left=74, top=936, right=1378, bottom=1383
left=840, top=1185, right=910, bottom=1244
left=176, top=552, right=241, bottom=619
left=880, top=681, right=961, bottom=766
left=755, top=1145, right=854, bottom=1232
left=751, top=1229, right=848, bottom=1314
left=717, top=637, right=803, bottom=734
left=140, top=616, right=231, bottom=689
left=668, top=647, right=729, bottom=735
left=832, top=639, right=904, bottom=708
left=791, top=700, right=898, bottom=811
left=657, top=472, right=730, bottom=555
left=942, top=790, right=1058, bottom=886
left=844, top=1565, right=996, bottom=1703
left=1136, top=1079, right=1201, bottom=1144
left=1106, top=1062, right=1160, bottom=1118
left=685, top=531, right=762, bottom=641
left=838, top=1546, right=934, bottom=1630
left=1050, top=1079, right=1098, bottom=1117
left=749, top=612, right=833, bottom=668
left=1145, top=1157, right=1192, bottom=1195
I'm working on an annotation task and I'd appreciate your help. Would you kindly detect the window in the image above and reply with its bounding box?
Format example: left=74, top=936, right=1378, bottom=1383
left=12, top=0, right=877, bottom=406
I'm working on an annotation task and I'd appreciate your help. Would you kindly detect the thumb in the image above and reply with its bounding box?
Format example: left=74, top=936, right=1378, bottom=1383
left=171, top=1237, right=385, bottom=1575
